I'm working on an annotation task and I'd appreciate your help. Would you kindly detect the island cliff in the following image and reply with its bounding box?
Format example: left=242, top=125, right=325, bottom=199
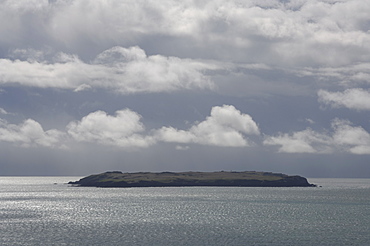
left=69, top=171, right=316, bottom=187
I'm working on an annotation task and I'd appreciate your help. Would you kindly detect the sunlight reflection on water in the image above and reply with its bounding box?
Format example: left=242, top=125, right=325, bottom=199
left=0, top=177, right=369, bottom=245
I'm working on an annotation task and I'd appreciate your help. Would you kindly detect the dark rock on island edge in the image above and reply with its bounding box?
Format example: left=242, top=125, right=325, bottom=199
left=68, top=171, right=316, bottom=188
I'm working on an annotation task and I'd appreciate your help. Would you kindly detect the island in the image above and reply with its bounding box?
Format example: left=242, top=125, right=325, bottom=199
left=68, top=171, right=316, bottom=187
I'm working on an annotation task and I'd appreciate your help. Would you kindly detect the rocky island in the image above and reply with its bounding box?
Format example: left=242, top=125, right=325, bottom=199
left=69, top=171, right=316, bottom=187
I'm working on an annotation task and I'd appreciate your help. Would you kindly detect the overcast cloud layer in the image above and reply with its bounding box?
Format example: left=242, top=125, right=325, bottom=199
left=0, top=0, right=369, bottom=177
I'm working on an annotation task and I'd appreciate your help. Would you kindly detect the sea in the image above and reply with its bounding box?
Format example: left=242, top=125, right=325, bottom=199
left=0, top=177, right=369, bottom=246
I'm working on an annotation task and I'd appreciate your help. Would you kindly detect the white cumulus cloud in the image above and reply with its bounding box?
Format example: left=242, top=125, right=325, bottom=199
left=155, top=105, right=260, bottom=147
left=0, top=118, right=65, bottom=148
left=67, top=109, right=154, bottom=148
left=264, top=119, right=370, bottom=154
left=263, top=128, right=332, bottom=154
left=0, top=105, right=261, bottom=149
left=0, top=46, right=214, bottom=94
left=331, top=119, right=370, bottom=154
left=318, top=88, right=370, bottom=111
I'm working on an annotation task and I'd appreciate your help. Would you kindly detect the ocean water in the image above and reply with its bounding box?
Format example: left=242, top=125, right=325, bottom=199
left=0, top=177, right=369, bottom=246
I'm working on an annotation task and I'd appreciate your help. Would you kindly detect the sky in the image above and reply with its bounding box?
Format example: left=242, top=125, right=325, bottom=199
left=0, top=0, right=370, bottom=177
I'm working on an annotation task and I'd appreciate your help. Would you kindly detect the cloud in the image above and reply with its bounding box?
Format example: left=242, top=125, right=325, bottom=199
left=66, top=109, right=154, bottom=148
left=289, top=62, right=370, bottom=86
left=1, top=106, right=369, bottom=155
left=0, top=105, right=260, bottom=149
left=155, top=105, right=260, bottom=147
left=305, top=118, right=315, bottom=124
left=263, top=128, right=332, bottom=154
left=264, top=119, right=370, bottom=154
left=1, top=0, right=370, bottom=100
left=1, top=0, right=369, bottom=67
left=0, top=118, right=65, bottom=148
left=73, top=84, right=92, bottom=92
left=8, top=48, right=47, bottom=62
left=175, top=145, right=190, bottom=150
left=0, top=46, right=214, bottom=93
left=0, top=108, right=8, bottom=115
left=318, top=88, right=370, bottom=111
left=93, top=46, right=215, bottom=93
left=331, top=119, right=370, bottom=154
left=66, top=105, right=260, bottom=148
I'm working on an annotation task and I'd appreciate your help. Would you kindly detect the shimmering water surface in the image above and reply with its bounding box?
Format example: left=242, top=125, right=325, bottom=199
left=0, top=177, right=369, bottom=246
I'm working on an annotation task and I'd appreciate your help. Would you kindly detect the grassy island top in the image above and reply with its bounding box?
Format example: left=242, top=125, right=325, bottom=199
left=90, top=171, right=287, bottom=182
left=69, top=171, right=316, bottom=187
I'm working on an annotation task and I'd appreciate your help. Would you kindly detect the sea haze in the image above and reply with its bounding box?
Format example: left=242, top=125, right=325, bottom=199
left=0, top=177, right=369, bottom=245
